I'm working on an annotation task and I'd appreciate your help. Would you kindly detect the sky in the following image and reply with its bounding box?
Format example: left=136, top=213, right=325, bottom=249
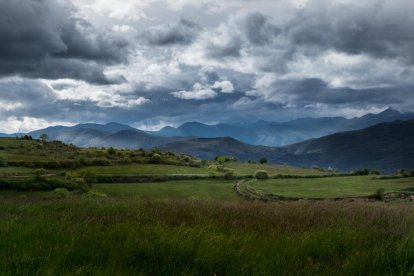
left=0, top=0, right=414, bottom=133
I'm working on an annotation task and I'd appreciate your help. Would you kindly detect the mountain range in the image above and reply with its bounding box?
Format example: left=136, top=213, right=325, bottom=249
left=153, top=108, right=414, bottom=146
left=1, top=108, right=413, bottom=172
left=159, top=120, right=414, bottom=172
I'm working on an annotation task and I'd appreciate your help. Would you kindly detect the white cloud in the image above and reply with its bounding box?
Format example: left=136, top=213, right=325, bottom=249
left=171, top=83, right=217, bottom=100
left=212, top=80, right=234, bottom=93
left=0, top=117, right=75, bottom=134
left=113, top=25, right=135, bottom=33
left=73, top=0, right=155, bottom=20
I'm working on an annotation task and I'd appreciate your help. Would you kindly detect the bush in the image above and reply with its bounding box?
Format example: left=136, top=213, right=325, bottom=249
left=83, top=190, right=108, bottom=198
left=150, top=153, right=162, bottom=164
left=0, top=177, right=79, bottom=191
left=107, top=147, right=116, bottom=155
left=370, top=188, right=385, bottom=201
left=259, top=157, right=268, bottom=164
left=224, top=169, right=235, bottom=180
left=78, top=170, right=97, bottom=183
left=254, top=170, right=269, bottom=179
left=50, top=188, right=71, bottom=199
left=215, top=155, right=234, bottom=164
left=352, top=169, right=370, bottom=176
left=0, top=156, right=6, bottom=167
left=370, top=170, right=380, bottom=175
left=34, top=168, right=46, bottom=175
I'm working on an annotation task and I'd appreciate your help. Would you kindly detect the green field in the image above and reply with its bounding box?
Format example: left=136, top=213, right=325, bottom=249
left=225, top=161, right=326, bottom=176
left=2, top=137, right=414, bottom=274
left=95, top=180, right=240, bottom=200
left=246, top=176, right=414, bottom=198
left=1, top=193, right=414, bottom=275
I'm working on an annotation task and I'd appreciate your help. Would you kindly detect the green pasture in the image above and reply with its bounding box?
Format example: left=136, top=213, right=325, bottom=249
left=247, top=176, right=414, bottom=198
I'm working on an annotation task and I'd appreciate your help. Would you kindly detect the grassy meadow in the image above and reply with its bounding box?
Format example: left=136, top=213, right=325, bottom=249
left=2, top=137, right=414, bottom=275
left=95, top=180, right=240, bottom=200
left=1, top=193, right=414, bottom=275
left=246, top=176, right=414, bottom=199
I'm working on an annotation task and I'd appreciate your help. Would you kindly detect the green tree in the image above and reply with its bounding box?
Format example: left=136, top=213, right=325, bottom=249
left=259, top=157, right=268, bottom=165
left=107, top=147, right=116, bottom=155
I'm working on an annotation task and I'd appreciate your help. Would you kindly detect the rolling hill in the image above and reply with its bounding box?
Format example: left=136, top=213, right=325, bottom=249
left=159, top=120, right=414, bottom=172
left=282, top=119, right=414, bottom=172
left=27, top=123, right=188, bottom=149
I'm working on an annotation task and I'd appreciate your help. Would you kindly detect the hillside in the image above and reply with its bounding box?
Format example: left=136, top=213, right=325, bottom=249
left=27, top=124, right=187, bottom=149
left=160, top=120, right=414, bottom=172
left=282, top=120, right=414, bottom=172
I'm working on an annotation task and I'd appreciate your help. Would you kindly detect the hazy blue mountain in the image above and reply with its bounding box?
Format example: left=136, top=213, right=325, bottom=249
left=159, top=120, right=414, bottom=173
left=159, top=137, right=286, bottom=161
left=26, top=123, right=188, bottom=149
left=155, top=108, right=414, bottom=146
left=28, top=122, right=134, bottom=140
left=82, top=129, right=190, bottom=149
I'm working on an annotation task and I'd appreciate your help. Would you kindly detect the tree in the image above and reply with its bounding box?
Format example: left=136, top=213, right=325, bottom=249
left=259, top=157, right=268, bottom=165
left=40, top=133, right=49, bottom=142
left=107, top=147, right=116, bottom=155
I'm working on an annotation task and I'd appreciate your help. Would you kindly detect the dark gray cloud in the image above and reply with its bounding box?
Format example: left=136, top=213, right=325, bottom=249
left=141, top=19, right=201, bottom=46
left=1, top=0, right=414, bottom=132
left=252, top=77, right=414, bottom=108
left=0, top=0, right=128, bottom=84
left=285, top=0, right=414, bottom=63
left=205, top=35, right=242, bottom=58
left=244, top=12, right=281, bottom=46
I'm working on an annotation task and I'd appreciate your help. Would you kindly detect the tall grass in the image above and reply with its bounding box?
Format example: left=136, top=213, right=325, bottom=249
left=1, top=195, right=414, bottom=275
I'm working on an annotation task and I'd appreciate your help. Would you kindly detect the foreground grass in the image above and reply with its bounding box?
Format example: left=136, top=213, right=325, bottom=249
left=95, top=180, right=240, bottom=201
left=248, top=176, right=414, bottom=198
left=1, top=193, right=414, bottom=275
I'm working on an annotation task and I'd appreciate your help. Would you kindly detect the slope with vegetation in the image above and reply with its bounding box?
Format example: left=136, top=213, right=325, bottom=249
left=2, top=135, right=414, bottom=274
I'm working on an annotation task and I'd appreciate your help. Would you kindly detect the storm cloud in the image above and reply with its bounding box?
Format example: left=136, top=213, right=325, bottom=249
left=0, top=0, right=414, bottom=132
left=141, top=19, right=201, bottom=46
left=0, top=0, right=128, bottom=84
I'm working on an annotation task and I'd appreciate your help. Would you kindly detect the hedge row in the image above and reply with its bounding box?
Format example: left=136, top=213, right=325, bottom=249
left=0, top=178, right=89, bottom=191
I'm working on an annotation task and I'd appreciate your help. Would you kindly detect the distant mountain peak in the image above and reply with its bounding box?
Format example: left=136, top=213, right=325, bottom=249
left=379, top=107, right=401, bottom=115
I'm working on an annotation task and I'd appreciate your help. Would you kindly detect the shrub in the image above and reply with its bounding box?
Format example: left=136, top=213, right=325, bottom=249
left=254, top=170, right=269, bottom=179
left=370, top=170, right=380, bottom=175
left=83, top=190, right=108, bottom=198
left=0, top=156, right=7, bottom=167
left=181, top=155, right=191, bottom=162
left=107, top=147, right=116, bottom=155
left=150, top=153, right=162, bottom=164
left=51, top=188, right=71, bottom=199
left=352, top=168, right=370, bottom=176
left=215, top=156, right=231, bottom=164
left=370, top=188, right=385, bottom=201
left=78, top=170, right=97, bottom=183
left=259, top=157, right=268, bottom=165
left=224, top=169, right=235, bottom=180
